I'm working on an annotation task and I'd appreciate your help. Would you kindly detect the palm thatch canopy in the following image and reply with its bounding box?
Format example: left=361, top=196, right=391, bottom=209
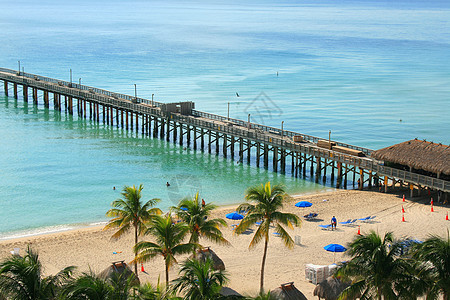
left=191, top=247, right=225, bottom=271
left=270, top=282, right=307, bottom=300
left=371, top=139, right=450, bottom=176
left=99, top=261, right=139, bottom=285
left=313, top=276, right=351, bottom=300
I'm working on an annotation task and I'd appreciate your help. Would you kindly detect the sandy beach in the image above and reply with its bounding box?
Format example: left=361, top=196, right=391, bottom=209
left=1, top=189, right=448, bottom=298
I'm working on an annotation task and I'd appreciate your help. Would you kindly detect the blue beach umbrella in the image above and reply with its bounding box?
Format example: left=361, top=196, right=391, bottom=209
left=295, top=201, right=312, bottom=208
left=324, top=243, right=347, bottom=262
left=226, top=212, right=244, bottom=220
left=180, top=206, right=188, bottom=211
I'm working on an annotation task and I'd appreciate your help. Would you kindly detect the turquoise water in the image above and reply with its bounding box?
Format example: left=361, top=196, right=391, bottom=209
left=0, top=0, right=449, bottom=238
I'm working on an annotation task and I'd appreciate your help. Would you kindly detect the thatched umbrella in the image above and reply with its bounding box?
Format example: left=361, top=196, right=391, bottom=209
left=220, top=286, right=243, bottom=298
left=270, top=282, right=307, bottom=300
left=99, top=260, right=140, bottom=285
left=313, top=276, right=351, bottom=300
left=191, top=247, right=225, bottom=271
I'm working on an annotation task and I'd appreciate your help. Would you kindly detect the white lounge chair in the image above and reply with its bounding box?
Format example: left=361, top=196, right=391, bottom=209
left=10, top=248, right=20, bottom=256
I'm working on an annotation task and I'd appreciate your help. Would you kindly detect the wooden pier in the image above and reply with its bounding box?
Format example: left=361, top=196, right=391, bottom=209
left=1, top=68, right=448, bottom=198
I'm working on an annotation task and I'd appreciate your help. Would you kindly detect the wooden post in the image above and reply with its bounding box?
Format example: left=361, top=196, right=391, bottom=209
left=68, top=96, right=73, bottom=115
left=359, top=169, right=364, bottom=190
left=280, top=149, right=286, bottom=173
left=130, top=112, right=134, bottom=130
left=264, top=144, right=269, bottom=169
left=230, top=136, right=235, bottom=159
left=200, top=129, right=204, bottom=151
left=384, top=176, right=388, bottom=193
left=239, top=138, right=244, bottom=163
left=13, top=83, right=18, bottom=98
left=3, top=81, right=8, bottom=96
left=136, top=113, right=139, bottom=132
left=165, top=118, right=170, bottom=141
left=336, top=162, right=342, bottom=188
left=110, top=107, right=114, bottom=125
left=126, top=111, right=129, bottom=129
left=344, top=165, right=348, bottom=189
left=153, top=117, right=158, bottom=137
left=291, top=153, right=295, bottom=175
left=273, top=147, right=278, bottom=172
left=315, top=156, right=321, bottom=183
left=302, top=153, right=307, bottom=176
left=215, top=133, right=219, bottom=155
left=186, top=125, right=191, bottom=147
left=43, top=91, right=49, bottom=108
left=223, top=134, right=227, bottom=157
left=193, top=126, right=197, bottom=150
left=23, top=85, right=28, bottom=102
left=322, top=159, right=327, bottom=182
left=179, top=123, right=184, bottom=146
left=256, top=143, right=260, bottom=167
left=33, top=88, right=37, bottom=104
left=173, top=122, right=178, bottom=142
left=247, top=140, right=251, bottom=164
left=208, top=130, right=211, bottom=153
left=160, top=118, right=165, bottom=138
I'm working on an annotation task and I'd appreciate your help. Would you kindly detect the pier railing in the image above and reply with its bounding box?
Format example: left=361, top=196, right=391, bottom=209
left=1, top=68, right=448, bottom=192
left=0, top=67, right=372, bottom=155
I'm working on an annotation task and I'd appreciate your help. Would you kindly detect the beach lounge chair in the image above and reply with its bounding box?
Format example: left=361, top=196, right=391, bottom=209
left=367, top=216, right=377, bottom=222
left=319, top=224, right=332, bottom=230
left=339, top=219, right=352, bottom=225
left=10, top=248, right=20, bottom=256
left=342, top=219, right=358, bottom=226
left=358, top=216, right=371, bottom=222
left=255, top=221, right=262, bottom=226
left=304, top=213, right=318, bottom=220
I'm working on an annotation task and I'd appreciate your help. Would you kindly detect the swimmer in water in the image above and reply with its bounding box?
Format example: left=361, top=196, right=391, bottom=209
left=166, top=182, right=170, bottom=187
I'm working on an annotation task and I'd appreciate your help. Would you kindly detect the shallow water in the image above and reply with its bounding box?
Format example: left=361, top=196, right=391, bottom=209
left=0, top=0, right=449, bottom=238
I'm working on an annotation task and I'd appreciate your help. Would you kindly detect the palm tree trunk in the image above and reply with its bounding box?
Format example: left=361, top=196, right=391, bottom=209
left=134, top=225, right=138, bottom=276
left=260, top=234, right=269, bottom=294
left=165, top=259, right=169, bottom=285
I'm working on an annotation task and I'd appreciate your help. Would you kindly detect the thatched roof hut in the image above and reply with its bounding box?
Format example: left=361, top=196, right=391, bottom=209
left=371, top=139, right=450, bottom=177
left=313, top=276, right=351, bottom=300
left=99, top=261, right=139, bottom=285
left=270, top=282, right=307, bottom=300
left=191, top=247, right=225, bottom=271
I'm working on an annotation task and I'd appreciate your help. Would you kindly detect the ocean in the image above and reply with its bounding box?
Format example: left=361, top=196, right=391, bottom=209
left=0, top=0, right=449, bottom=239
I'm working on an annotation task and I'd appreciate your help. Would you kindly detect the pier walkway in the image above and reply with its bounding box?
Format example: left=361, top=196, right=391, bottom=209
left=1, top=68, right=448, bottom=197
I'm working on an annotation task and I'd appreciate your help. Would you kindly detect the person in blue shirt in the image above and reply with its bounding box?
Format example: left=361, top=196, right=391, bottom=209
left=331, top=216, right=337, bottom=230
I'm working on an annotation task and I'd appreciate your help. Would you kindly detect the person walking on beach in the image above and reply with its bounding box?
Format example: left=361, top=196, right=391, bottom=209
left=331, top=216, right=337, bottom=230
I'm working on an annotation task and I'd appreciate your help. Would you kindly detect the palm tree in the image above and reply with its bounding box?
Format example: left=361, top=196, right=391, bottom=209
left=134, top=215, right=196, bottom=285
left=104, top=184, right=162, bottom=276
left=131, top=280, right=179, bottom=300
left=235, top=182, right=301, bottom=294
left=59, top=271, right=112, bottom=299
left=336, top=231, right=412, bottom=300
left=413, top=231, right=450, bottom=300
left=173, top=192, right=229, bottom=251
left=0, top=246, right=74, bottom=299
left=170, top=258, right=228, bottom=300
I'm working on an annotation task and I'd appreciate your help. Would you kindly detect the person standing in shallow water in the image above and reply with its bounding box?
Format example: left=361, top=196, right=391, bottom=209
left=331, top=216, right=337, bottom=230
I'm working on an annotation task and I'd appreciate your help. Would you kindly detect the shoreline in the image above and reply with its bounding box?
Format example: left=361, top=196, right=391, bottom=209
left=0, top=187, right=337, bottom=242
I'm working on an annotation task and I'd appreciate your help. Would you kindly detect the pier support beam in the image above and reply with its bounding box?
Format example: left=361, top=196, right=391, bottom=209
left=13, top=83, right=18, bottom=99
left=23, top=86, right=28, bottom=102
left=3, top=81, right=8, bottom=96
left=273, top=147, right=278, bottom=172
